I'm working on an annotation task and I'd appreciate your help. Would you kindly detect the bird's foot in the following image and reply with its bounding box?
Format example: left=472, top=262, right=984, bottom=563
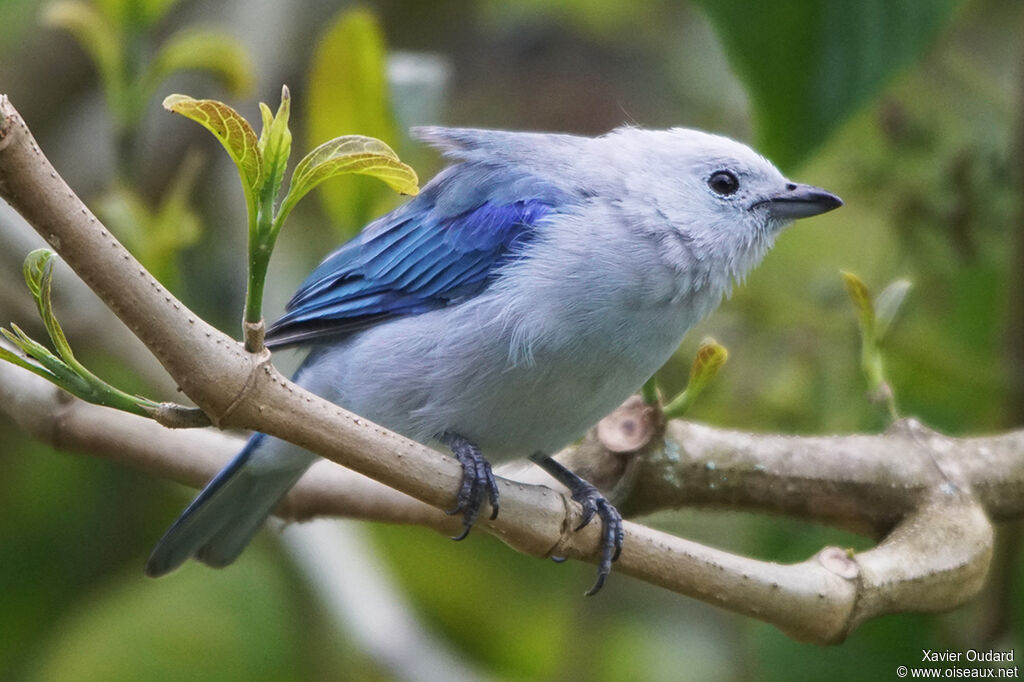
left=440, top=432, right=499, bottom=541
left=529, top=452, right=624, bottom=596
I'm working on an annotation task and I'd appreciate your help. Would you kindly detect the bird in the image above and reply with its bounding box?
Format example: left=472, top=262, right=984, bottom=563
left=145, top=125, right=842, bottom=594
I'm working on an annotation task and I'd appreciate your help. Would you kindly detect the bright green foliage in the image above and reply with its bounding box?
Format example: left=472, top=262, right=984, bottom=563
left=842, top=271, right=911, bottom=421
left=662, top=339, right=729, bottom=419
left=163, top=87, right=419, bottom=336
left=696, top=0, right=963, bottom=170
left=0, top=250, right=160, bottom=416
left=307, top=8, right=400, bottom=235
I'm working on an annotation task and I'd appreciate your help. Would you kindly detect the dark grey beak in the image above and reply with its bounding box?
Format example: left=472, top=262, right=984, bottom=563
left=760, top=183, right=843, bottom=220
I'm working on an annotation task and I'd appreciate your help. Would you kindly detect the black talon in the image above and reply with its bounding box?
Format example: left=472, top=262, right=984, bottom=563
left=528, top=452, right=624, bottom=596
left=441, top=432, right=500, bottom=540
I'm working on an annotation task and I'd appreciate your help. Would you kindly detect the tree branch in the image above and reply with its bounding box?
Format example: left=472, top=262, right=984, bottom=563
left=0, top=94, right=1009, bottom=644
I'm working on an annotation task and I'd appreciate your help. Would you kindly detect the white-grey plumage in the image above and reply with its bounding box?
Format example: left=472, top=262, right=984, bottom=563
left=146, top=126, right=842, bottom=592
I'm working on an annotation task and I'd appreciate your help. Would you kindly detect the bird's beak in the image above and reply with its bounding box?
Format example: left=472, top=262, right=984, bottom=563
left=761, top=183, right=843, bottom=220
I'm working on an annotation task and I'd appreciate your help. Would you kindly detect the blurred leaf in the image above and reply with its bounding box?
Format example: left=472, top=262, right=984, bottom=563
left=280, top=135, right=418, bottom=227
left=696, top=0, right=962, bottom=169
left=874, top=279, right=912, bottom=341
left=162, top=94, right=263, bottom=200
left=43, top=1, right=123, bottom=104
left=306, top=8, right=399, bottom=235
left=94, top=151, right=204, bottom=287
left=146, top=29, right=255, bottom=98
left=93, top=0, right=179, bottom=30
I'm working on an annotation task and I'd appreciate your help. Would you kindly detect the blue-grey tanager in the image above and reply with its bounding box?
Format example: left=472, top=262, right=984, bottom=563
left=146, top=126, right=842, bottom=594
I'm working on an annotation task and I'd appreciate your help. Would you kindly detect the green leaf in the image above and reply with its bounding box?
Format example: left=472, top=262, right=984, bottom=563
left=696, top=0, right=962, bottom=170
left=306, top=8, right=400, bottom=234
left=22, top=248, right=53, bottom=301
left=22, top=250, right=75, bottom=361
left=93, top=167, right=203, bottom=289
left=0, top=327, right=61, bottom=381
left=145, top=29, right=255, bottom=98
left=257, top=86, right=293, bottom=204
left=874, top=279, right=912, bottom=341
left=43, top=1, right=123, bottom=107
left=162, top=94, right=263, bottom=198
left=278, top=135, right=418, bottom=227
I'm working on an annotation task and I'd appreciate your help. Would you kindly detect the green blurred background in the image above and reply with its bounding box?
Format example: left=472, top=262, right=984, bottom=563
left=0, top=0, right=1022, bottom=679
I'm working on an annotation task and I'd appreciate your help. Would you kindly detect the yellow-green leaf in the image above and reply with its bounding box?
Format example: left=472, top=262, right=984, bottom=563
left=147, top=29, right=254, bottom=98
left=689, top=339, right=729, bottom=394
left=279, top=135, right=418, bottom=225
left=841, top=270, right=875, bottom=335
left=663, top=338, right=729, bottom=419
left=162, top=94, right=263, bottom=196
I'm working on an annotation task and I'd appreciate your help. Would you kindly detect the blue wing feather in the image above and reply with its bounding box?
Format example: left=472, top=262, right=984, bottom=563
left=265, top=162, right=567, bottom=348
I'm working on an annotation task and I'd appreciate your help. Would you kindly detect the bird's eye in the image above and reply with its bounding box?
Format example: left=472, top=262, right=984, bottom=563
left=708, top=170, right=739, bottom=196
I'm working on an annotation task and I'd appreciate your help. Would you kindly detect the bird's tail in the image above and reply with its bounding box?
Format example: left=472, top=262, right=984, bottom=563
left=145, top=433, right=313, bottom=577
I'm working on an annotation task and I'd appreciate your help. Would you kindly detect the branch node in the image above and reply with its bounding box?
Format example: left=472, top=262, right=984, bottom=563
left=243, top=318, right=265, bottom=353
left=208, top=347, right=272, bottom=428
left=817, top=546, right=860, bottom=580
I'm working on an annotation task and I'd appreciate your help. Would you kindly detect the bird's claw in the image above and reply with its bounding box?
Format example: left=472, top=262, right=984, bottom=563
left=527, top=451, right=623, bottom=595
left=567, top=479, right=624, bottom=596
left=442, top=433, right=499, bottom=540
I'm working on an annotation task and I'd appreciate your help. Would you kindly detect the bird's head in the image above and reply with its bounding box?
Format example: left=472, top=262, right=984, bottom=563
left=613, top=126, right=841, bottom=235
left=604, top=127, right=842, bottom=285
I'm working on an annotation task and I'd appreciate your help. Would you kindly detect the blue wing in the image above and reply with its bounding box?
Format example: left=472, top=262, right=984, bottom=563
left=265, top=163, right=566, bottom=348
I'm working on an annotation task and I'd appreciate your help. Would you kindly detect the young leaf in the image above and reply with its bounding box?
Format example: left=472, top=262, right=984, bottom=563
left=689, top=339, right=729, bottom=395
left=162, top=94, right=263, bottom=196
left=663, top=339, right=728, bottom=419
left=146, top=29, right=255, bottom=99
left=23, top=250, right=75, bottom=363
left=257, top=86, right=292, bottom=203
left=277, top=135, right=418, bottom=227
left=841, top=270, right=875, bottom=337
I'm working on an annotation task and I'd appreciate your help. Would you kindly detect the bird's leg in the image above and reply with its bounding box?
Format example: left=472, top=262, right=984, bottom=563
left=439, top=432, right=500, bottom=541
left=528, top=452, right=624, bottom=596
